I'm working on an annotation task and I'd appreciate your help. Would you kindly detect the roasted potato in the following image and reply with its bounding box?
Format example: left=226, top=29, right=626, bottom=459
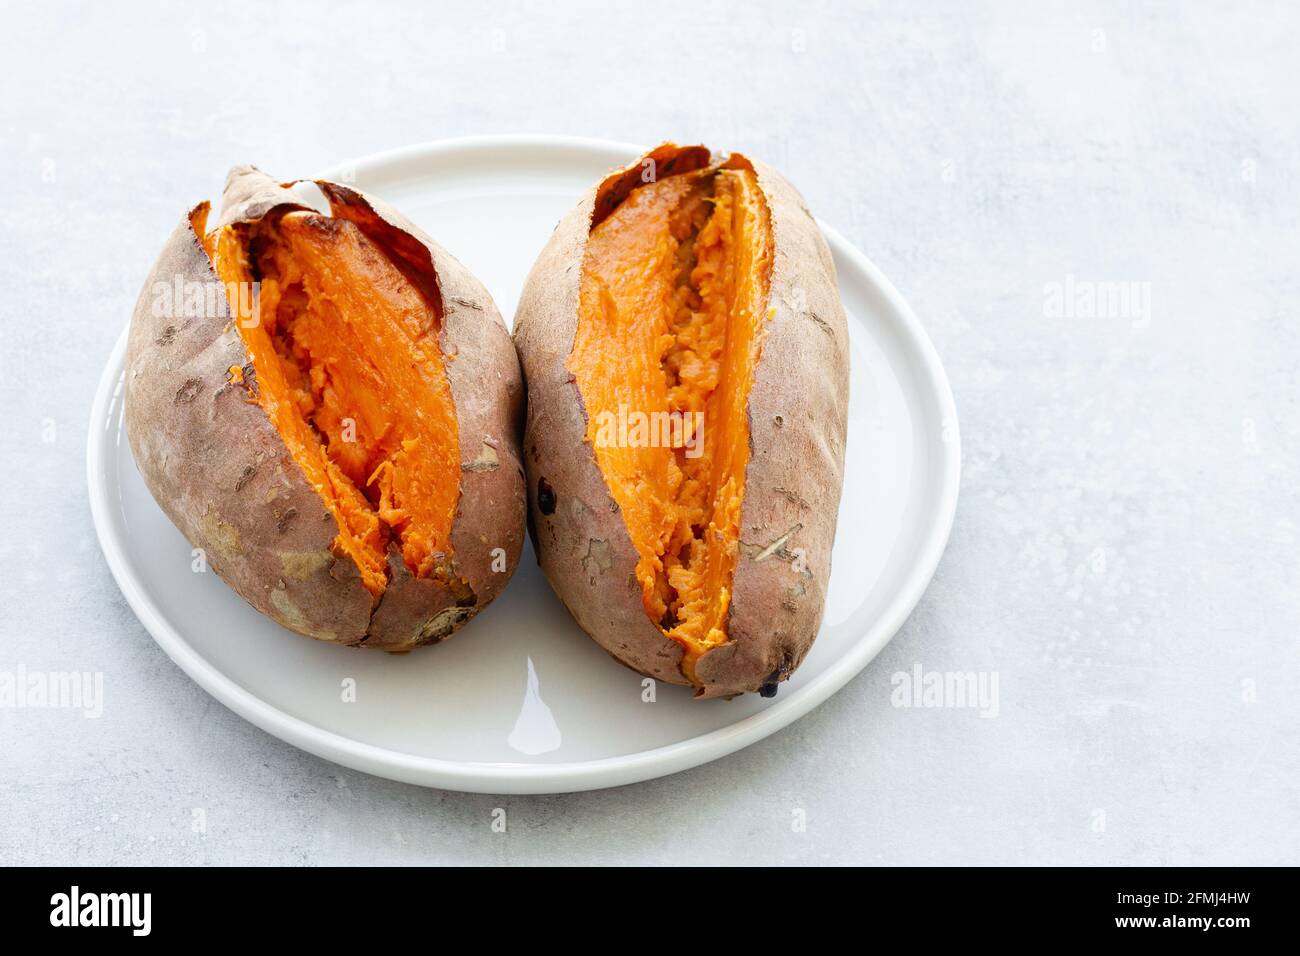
left=514, top=143, right=849, bottom=698
left=126, top=166, right=525, bottom=649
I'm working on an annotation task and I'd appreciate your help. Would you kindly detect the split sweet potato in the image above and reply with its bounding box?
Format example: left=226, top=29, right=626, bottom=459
left=514, top=144, right=849, bottom=697
left=126, top=167, right=525, bottom=649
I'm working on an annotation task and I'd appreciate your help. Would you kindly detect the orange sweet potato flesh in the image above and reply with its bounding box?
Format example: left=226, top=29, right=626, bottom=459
left=208, top=209, right=459, bottom=599
left=570, top=165, right=773, bottom=680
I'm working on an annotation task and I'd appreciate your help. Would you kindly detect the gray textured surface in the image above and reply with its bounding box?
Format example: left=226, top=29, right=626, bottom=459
left=2, top=0, right=1297, bottom=865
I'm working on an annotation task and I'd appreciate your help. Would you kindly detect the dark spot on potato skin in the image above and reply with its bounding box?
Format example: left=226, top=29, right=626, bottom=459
left=174, top=378, right=203, bottom=404
left=275, top=507, right=297, bottom=533
left=537, top=477, right=557, bottom=515
left=235, top=465, right=257, bottom=491
left=758, top=651, right=796, bottom=698
left=155, top=325, right=178, bottom=346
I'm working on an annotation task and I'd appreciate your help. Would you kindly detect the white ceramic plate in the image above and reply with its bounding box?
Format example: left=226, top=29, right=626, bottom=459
left=88, top=136, right=959, bottom=794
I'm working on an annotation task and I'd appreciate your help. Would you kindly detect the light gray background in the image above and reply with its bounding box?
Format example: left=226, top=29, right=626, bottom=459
left=2, top=0, right=1296, bottom=865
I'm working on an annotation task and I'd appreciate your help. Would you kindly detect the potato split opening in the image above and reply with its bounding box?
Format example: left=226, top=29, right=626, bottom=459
left=203, top=204, right=460, bottom=599
left=570, top=162, right=773, bottom=680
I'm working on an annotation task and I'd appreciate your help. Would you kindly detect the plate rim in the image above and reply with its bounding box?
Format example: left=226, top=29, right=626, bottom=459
left=87, top=134, right=961, bottom=794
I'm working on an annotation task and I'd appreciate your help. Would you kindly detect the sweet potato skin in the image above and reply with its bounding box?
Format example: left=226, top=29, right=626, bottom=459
left=125, top=167, right=525, bottom=649
left=514, top=144, right=849, bottom=698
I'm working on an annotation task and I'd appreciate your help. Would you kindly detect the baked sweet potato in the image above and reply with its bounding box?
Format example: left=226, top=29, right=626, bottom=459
left=126, top=166, right=525, bottom=649
left=514, top=143, right=849, bottom=698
